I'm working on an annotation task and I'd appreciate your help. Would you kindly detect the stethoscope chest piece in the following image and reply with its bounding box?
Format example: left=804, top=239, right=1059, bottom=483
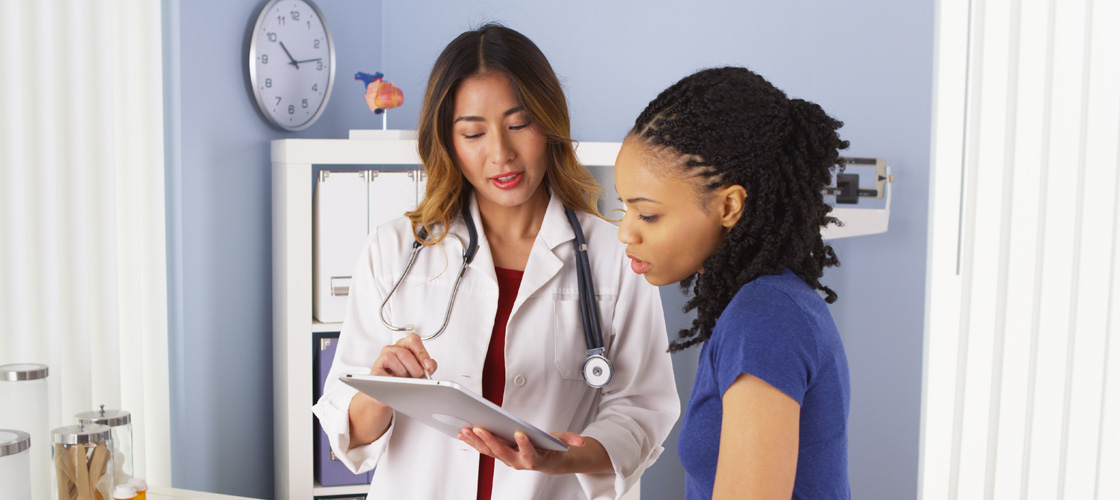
left=582, top=352, right=613, bottom=388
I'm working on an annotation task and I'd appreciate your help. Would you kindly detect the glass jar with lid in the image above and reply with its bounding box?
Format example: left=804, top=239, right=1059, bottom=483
left=51, top=423, right=115, bottom=500
left=75, top=406, right=132, bottom=484
left=0, top=429, right=32, bottom=500
left=0, top=363, right=50, bottom=500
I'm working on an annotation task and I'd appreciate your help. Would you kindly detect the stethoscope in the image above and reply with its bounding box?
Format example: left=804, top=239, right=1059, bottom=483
left=379, top=201, right=614, bottom=388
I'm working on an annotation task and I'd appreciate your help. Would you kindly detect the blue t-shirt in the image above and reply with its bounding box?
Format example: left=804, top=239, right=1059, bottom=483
left=678, top=269, right=850, bottom=499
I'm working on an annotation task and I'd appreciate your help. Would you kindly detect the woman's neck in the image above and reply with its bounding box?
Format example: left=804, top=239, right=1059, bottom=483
left=476, top=187, right=550, bottom=270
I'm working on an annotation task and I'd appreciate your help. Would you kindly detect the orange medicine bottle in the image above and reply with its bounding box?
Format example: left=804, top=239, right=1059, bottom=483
left=113, top=485, right=137, bottom=500
left=128, top=478, right=148, bottom=500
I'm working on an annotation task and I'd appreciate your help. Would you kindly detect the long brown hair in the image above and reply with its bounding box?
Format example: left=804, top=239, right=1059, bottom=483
left=407, top=23, right=601, bottom=245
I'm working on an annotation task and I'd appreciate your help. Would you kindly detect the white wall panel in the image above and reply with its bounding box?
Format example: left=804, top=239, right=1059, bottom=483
left=920, top=0, right=971, bottom=496
left=1065, top=0, right=1120, bottom=498
left=923, top=0, right=1119, bottom=498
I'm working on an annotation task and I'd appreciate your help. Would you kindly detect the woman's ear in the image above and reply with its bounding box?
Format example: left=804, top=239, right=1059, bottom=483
left=718, top=185, right=747, bottom=228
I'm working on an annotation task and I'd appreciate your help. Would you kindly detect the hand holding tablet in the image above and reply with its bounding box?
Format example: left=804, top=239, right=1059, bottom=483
left=340, top=374, right=570, bottom=452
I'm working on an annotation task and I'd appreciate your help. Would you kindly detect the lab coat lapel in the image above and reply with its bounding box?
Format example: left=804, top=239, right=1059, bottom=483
left=512, top=193, right=573, bottom=314
left=463, top=192, right=499, bottom=286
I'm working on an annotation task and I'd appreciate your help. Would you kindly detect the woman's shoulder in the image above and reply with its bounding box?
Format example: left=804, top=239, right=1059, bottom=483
left=577, top=212, right=629, bottom=268
left=719, top=277, right=808, bottom=331
left=731, top=270, right=825, bottom=311
left=568, top=211, right=645, bottom=294
left=369, top=215, right=419, bottom=253
left=716, top=270, right=841, bottom=351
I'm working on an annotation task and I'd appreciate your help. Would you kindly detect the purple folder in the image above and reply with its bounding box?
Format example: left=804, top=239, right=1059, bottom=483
left=314, top=334, right=374, bottom=487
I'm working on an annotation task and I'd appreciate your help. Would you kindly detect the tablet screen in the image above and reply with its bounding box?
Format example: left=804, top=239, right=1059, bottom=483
left=340, top=374, right=569, bottom=452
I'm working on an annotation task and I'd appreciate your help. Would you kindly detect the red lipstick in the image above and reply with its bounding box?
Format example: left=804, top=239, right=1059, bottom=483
left=491, top=171, right=523, bottom=190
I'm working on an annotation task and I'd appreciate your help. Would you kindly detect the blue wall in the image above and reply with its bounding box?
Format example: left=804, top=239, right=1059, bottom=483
left=165, top=1, right=933, bottom=499
left=164, top=0, right=382, bottom=497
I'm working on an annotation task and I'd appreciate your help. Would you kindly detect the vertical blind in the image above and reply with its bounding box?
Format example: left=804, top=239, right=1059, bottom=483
left=922, top=0, right=1119, bottom=498
left=0, top=0, right=171, bottom=487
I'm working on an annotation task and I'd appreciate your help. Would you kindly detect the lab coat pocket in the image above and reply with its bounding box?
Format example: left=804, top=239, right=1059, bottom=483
left=552, top=295, right=615, bottom=381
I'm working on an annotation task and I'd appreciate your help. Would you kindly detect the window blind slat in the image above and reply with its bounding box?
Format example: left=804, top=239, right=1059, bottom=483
left=920, top=0, right=974, bottom=496
left=1064, top=1, right=1120, bottom=498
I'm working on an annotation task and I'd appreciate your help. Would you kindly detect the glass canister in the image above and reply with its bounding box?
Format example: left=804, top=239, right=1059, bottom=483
left=1, top=429, right=32, bottom=500
left=75, top=406, right=132, bottom=485
left=51, top=424, right=114, bottom=500
left=0, top=364, right=50, bottom=500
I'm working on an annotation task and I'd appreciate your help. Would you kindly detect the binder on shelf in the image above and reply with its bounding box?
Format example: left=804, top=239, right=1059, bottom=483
left=313, top=171, right=369, bottom=323
left=314, top=334, right=374, bottom=487
left=368, top=170, right=420, bottom=237
left=313, top=169, right=423, bottom=323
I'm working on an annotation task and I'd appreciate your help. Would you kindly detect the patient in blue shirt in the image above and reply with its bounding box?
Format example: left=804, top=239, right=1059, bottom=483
left=614, top=66, right=851, bottom=499
left=678, top=270, right=850, bottom=499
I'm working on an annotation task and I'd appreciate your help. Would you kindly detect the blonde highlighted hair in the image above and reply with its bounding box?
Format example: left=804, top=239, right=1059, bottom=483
left=407, top=23, right=601, bottom=245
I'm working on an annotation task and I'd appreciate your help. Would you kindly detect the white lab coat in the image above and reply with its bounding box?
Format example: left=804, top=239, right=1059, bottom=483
left=312, top=192, right=679, bottom=499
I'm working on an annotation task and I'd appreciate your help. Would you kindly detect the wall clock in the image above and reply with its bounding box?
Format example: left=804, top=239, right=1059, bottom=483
left=249, top=0, right=336, bottom=131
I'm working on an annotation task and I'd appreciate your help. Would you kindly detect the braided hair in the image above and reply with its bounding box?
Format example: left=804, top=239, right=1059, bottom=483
left=630, top=67, right=848, bottom=352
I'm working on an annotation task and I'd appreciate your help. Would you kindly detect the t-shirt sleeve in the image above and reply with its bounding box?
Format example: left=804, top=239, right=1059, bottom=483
left=711, top=284, right=818, bottom=406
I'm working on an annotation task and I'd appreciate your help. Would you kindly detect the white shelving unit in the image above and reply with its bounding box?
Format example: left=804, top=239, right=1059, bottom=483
left=272, top=132, right=424, bottom=500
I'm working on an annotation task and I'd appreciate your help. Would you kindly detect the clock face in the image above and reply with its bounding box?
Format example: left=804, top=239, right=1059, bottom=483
left=249, top=0, right=335, bottom=131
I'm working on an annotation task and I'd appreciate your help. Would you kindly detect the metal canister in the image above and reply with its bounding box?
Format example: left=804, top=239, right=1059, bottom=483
left=75, top=406, right=133, bottom=484
left=0, top=364, right=50, bottom=500
left=51, top=424, right=114, bottom=500
left=0, top=429, right=32, bottom=500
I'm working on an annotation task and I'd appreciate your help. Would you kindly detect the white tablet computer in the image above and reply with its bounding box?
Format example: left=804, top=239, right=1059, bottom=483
left=340, top=374, right=569, bottom=452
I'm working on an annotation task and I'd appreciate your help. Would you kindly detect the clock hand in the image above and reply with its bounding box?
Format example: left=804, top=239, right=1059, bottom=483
left=279, top=41, right=299, bottom=69
left=292, top=58, right=322, bottom=64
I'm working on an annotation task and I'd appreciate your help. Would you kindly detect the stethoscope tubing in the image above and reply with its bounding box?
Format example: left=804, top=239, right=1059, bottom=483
left=378, top=241, right=473, bottom=341
left=378, top=244, right=423, bottom=334
left=379, top=199, right=609, bottom=386
left=380, top=202, right=478, bottom=340
left=566, top=208, right=604, bottom=351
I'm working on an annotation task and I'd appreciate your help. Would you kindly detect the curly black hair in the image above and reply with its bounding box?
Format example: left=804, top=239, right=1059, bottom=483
left=630, top=67, right=849, bottom=352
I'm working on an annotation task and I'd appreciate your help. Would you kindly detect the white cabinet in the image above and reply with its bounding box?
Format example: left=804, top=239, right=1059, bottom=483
left=271, top=133, right=637, bottom=500
left=272, top=132, right=424, bottom=500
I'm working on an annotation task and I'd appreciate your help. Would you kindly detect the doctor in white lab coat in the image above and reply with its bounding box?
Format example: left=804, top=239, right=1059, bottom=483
left=312, top=24, right=678, bottom=500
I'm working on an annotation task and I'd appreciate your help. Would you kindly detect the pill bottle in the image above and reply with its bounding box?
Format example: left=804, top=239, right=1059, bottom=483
left=127, top=477, right=148, bottom=500
left=112, top=485, right=136, bottom=500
